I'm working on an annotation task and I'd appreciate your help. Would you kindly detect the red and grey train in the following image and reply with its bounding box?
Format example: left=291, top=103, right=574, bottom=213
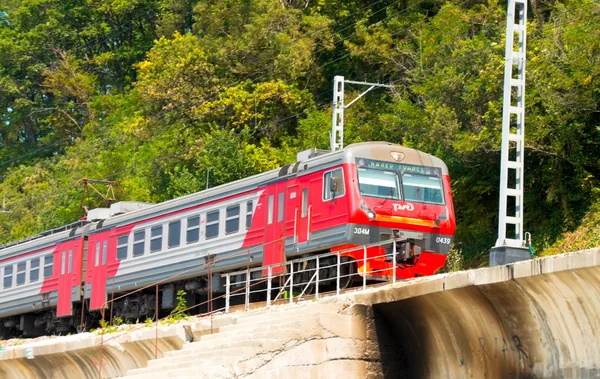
left=0, top=142, right=455, bottom=337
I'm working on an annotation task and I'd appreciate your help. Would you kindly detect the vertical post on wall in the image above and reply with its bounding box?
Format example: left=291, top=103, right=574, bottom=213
left=363, top=246, right=367, bottom=290
left=225, top=274, right=230, bottom=313
left=490, top=0, right=531, bottom=266
left=266, top=265, right=272, bottom=306
left=245, top=269, right=250, bottom=311
left=315, top=257, right=320, bottom=300
left=336, top=253, right=341, bottom=296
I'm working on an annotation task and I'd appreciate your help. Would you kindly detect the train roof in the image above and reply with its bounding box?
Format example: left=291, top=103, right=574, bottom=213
left=0, top=142, right=448, bottom=254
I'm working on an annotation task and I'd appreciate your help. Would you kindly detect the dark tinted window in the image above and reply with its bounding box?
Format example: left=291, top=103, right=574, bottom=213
left=30, top=258, right=40, bottom=282
left=16, top=262, right=26, bottom=286
left=301, top=189, right=308, bottom=218
left=226, top=205, right=240, bottom=234
left=278, top=192, right=284, bottom=222
left=133, top=230, right=145, bottom=256
left=117, top=235, right=128, bottom=260
left=246, top=201, right=253, bottom=229
left=44, top=254, right=53, bottom=278
left=3, top=265, right=12, bottom=289
left=206, top=211, right=219, bottom=239
left=323, top=168, right=345, bottom=200
left=68, top=249, right=73, bottom=274
left=168, top=220, right=181, bottom=248
left=187, top=216, right=200, bottom=243
left=268, top=195, right=274, bottom=225
left=151, top=226, right=162, bottom=252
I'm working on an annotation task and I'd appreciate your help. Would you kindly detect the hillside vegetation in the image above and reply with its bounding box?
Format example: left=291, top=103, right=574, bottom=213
left=0, top=0, right=599, bottom=267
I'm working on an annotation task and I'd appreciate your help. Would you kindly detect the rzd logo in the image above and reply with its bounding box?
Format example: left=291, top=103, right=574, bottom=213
left=393, top=203, right=414, bottom=212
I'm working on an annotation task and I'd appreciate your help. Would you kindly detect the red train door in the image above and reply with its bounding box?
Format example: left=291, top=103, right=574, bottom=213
left=88, top=231, right=110, bottom=311
left=55, top=238, right=83, bottom=317
left=264, top=182, right=287, bottom=274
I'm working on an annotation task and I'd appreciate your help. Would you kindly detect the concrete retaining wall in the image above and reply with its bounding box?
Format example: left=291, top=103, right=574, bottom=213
left=0, top=248, right=598, bottom=378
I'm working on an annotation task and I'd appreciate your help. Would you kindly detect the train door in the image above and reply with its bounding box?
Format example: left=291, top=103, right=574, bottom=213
left=264, top=182, right=287, bottom=274
left=87, top=231, right=110, bottom=311
left=55, top=238, right=84, bottom=317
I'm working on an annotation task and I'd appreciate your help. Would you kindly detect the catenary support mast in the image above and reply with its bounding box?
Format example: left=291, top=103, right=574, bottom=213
left=331, top=76, right=393, bottom=151
left=490, top=0, right=531, bottom=265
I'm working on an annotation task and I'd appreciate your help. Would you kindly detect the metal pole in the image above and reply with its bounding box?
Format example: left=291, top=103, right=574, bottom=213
left=289, top=263, right=294, bottom=304
left=225, top=274, right=230, bottom=313
left=315, top=257, right=319, bottom=300
left=155, top=284, right=158, bottom=359
left=245, top=269, right=250, bottom=311
left=267, top=265, right=272, bottom=306
left=336, top=252, right=341, bottom=295
left=495, top=0, right=527, bottom=249
left=392, top=242, right=397, bottom=284
left=363, top=246, right=367, bottom=290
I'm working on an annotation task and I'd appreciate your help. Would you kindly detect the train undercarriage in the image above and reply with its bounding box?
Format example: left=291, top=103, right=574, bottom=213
left=0, top=239, right=427, bottom=339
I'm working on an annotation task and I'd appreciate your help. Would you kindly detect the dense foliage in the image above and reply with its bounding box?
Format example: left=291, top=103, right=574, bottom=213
left=0, top=0, right=599, bottom=266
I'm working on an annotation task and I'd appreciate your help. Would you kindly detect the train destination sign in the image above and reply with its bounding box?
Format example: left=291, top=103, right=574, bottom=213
left=356, top=158, right=442, bottom=177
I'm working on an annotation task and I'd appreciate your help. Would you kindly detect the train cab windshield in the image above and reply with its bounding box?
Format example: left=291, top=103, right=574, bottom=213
left=357, top=168, right=401, bottom=199
left=402, top=174, right=444, bottom=205
left=357, top=165, right=445, bottom=205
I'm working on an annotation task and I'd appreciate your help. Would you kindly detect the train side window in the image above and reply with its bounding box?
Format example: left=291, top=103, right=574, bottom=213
left=102, top=240, right=108, bottom=264
left=133, top=231, right=145, bottom=257
left=61, top=250, right=66, bottom=275
left=206, top=210, right=219, bottom=239
left=278, top=192, right=284, bottom=222
left=168, top=220, right=181, bottom=248
left=268, top=194, right=274, bottom=225
left=16, top=262, right=26, bottom=286
left=151, top=226, right=162, bottom=252
left=3, top=265, right=12, bottom=289
left=30, top=258, right=40, bottom=282
left=117, top=235, right=128, bottom=260
left=44, top=254, right=53, bottom=278
left=301, top=188, right=308, bottom=217
left=246, top=201, right=253, bottom=229
left=68, top=249, right=73, bottom=274
left=323, top=168, right=345, bottom=201
left=226, top=205, right=240, bottom=234
left=187, top=216, right=200, bottom=244
left=95, top=242, right=100, bottom=267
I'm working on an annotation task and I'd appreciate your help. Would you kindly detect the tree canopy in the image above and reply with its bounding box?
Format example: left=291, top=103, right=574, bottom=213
left=1, top=0, right=599, bottom=266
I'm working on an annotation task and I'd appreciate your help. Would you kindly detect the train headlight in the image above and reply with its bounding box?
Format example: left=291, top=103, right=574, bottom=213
left=360, top=200, right=376, bottom=220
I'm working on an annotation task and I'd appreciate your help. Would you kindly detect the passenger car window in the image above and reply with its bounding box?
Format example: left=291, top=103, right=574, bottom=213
left=3, top=265, right=13, bottom=289
left=246, top=201, right=253, bottom=229
left=187, top=216, right=200, bottom=243
left=44, top=254, right=53, bottom=278
left=16, top=262, right=26, bottom=286
left=168, top=220, right=181, bottom=248
left=30, top=258, right=40, bottom=282
left=206, top=210, right=219, bottom=239
left=117, top=235, right=128, bottom=260
left=133, top=230, right=145, bottom=256
left=151, top=226, right=162, bottom=252
left=226, top=205, right=240, bottom=234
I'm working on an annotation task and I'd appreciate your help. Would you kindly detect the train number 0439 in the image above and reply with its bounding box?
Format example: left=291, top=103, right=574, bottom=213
left=436, top=237, right=451, bottom=244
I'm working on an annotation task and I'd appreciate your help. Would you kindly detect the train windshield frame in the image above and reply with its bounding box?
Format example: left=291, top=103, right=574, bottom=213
left=356, top=158, right=445, bottom=205
left=401, top=173, right=444, bottom=205
left=357, top=168, right=401, bottom=200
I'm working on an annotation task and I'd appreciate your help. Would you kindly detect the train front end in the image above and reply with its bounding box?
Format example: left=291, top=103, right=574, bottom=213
left=340, top=142, right=456, bottom=279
